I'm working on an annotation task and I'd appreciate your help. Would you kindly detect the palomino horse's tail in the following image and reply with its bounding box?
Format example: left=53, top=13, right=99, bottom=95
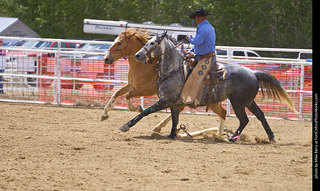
left=254, top=71, right=298, bottom=113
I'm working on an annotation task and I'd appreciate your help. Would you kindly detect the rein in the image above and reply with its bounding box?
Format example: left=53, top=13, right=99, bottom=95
left=145, top=35, right=185, bottom=81
left=151, top=36, right=187, bottom=88
left=156, top=64, right=184, bottom=88
left=145, top=38, right=184, bottom=64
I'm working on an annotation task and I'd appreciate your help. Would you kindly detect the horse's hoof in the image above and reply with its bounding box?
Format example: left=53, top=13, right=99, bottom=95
left=269, top=138, right=276, bottom=143
left=227, top=137, right=236, bottom=143
left=119, top=123, right=130, bottom=132
left=101, top=114, right=109, bottom=121
left=167, top=134, right=176, bottom=139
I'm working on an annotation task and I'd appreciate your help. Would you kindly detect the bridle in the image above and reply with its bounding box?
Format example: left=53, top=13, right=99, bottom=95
left=108, top=33, right=136, bottom=59
left=143, top=32, right=167, bottom=61
left=143, top=32, right=184, bottom=64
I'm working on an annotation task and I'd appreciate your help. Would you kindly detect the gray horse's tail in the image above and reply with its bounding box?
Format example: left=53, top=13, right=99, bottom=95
left=254, top=71, right=298, bottom=113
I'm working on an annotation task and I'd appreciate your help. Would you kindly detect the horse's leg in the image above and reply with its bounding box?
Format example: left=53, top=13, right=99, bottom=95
left=208, top=103, right=227, bottom=135
left=124, top=87, right=156, bottom=112
left=247, top=101, right=275, bottom=142
left=228, top=103, right=249, bottom=142
left=153, top=106, right=184, bottom=132
left=168, top=106, right=180, bottom=139
left=119, top=98, right=171, bottom=132
left=101, top=84, right=134, bottom=121
left=153, top=115, right=172, bottom=132
left=125, top=96, right=143, bottom=112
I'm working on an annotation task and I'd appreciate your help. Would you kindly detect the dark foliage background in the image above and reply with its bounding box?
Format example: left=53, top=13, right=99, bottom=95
left=0, top=0, right=312, bottom=48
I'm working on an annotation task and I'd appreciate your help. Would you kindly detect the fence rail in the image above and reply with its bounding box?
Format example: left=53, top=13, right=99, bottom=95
left=0, top=36, right=312, bottom=120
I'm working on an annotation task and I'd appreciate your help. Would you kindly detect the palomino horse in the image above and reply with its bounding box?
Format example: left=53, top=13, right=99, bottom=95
left=119, top=32, right=298, bottom=141
left=101, top=28, right=157, bottom=120
left=102, top=28, right=227, bottom=134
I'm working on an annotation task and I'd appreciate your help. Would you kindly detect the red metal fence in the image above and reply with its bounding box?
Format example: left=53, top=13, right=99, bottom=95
left=0, top=37, right=312, bottom=120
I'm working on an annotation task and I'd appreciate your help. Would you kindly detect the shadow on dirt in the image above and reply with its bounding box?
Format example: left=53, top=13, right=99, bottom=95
left=133, top=133, right=299, bottom=146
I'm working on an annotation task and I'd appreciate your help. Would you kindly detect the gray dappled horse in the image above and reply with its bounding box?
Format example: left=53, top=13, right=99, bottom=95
left=119, top=32, right=297, bottom=142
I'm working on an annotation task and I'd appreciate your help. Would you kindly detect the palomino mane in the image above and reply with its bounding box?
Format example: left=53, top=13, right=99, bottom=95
left=124, top=28, right=151, bottom=44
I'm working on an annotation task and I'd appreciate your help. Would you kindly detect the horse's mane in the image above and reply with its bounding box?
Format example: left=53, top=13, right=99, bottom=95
left=166, top=34, right=178, bottom=45
left=155, top=32, right=178, bottom=45
left=124, top=28, right=150, bottom=44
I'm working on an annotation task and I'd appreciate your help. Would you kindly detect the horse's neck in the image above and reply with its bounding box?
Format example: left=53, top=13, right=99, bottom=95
left=128, top=57, right=144, bottom=71
left=130, top=39, right=144, bottom=57
left=160, top=40, right=182, bottom=75
left=127, top=39, right=145, bottom=69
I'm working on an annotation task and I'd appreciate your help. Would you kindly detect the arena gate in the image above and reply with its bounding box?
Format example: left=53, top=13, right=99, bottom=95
left=0, top=36, right=312, bottom=120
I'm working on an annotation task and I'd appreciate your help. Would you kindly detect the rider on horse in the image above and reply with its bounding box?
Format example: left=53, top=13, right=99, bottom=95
left=181, top=8, right=217, bottom=106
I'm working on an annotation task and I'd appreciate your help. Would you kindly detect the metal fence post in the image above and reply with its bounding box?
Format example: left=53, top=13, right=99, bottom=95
left=226, top=48, right=232, bottom=116
left=54, top=42, right=61, bottom=105
left=299, top=64, right=305, bottom=119
left=140, top=96, right=144, bottom=110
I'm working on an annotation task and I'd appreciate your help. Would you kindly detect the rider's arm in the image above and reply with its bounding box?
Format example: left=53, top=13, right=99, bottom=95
left=188, top=27, right=208, bottom=46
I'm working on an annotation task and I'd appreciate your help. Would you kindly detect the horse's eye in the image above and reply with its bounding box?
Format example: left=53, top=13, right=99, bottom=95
left=150, top=42, right=155, bottom=45
left=118, top=42, right=122, bottom=46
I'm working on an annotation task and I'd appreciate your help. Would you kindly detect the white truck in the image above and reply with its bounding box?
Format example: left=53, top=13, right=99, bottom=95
left=83, top=19, right=196, bottom=42
left=216, top=49, right=261, bottom=58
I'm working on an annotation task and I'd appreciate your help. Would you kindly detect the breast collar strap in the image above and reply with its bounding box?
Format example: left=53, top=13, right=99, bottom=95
left=156, top=64, right=185, bottom=89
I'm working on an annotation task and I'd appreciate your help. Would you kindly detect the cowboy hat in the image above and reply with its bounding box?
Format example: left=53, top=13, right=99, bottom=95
left=189, top=8, right=211, bottom=19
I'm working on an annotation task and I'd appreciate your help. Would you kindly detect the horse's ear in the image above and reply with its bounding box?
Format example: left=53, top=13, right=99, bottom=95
left=139, top=37, right=149, bottom=44
left=159, top=31, right=168, bottom=41
left=119, top=30, right=127, bottom=39
left=122, top=28, right=134, bottom=38
left=128, top=28, right=135, bottom=36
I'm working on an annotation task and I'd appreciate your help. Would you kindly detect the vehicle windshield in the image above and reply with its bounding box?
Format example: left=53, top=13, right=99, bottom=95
left=19, top=41, right=37, bottom=48
left=80, top=44, right=110, bottom=52
left=16, top=41, right=48, bottom=49
left=42, top=42, right=80, bottom=50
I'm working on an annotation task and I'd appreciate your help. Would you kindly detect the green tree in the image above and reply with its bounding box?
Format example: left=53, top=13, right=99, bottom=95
left=0, top=0, right=312, bottom=48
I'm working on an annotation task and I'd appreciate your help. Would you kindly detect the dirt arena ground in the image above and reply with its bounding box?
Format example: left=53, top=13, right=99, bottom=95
left=0, top=102, right=312, bottom=190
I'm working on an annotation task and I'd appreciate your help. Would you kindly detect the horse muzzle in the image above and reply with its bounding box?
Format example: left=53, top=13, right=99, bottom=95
left=104, top=54, right=114, bottom=65
left=135, top=53, right=146, bottom=63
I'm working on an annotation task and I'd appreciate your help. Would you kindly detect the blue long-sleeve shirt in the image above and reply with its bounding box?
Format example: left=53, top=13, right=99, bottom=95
left=188, top=20, right=216, bottom=55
